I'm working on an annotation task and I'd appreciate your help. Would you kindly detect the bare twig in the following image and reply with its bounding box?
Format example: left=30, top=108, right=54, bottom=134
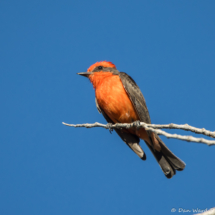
left=62, top=122, right=215, bottom=146
left=142, top=122, right=215, bottom=139
left=194, top=207, right=215, bottom=215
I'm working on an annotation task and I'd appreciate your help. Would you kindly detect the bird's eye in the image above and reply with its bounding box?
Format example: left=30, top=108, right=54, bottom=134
left=98, top=66, right=103, bottom=70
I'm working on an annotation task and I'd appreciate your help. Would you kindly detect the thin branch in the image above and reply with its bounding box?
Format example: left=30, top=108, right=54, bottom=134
left=142, top=122, right=215, bottom=139
left=194, top=207, right=215, bottom=215
left=62, top=122, right=215, bottom=146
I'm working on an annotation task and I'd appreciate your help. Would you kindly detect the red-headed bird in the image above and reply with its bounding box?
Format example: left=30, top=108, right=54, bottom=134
left=78, top=61, right=185, bottom=178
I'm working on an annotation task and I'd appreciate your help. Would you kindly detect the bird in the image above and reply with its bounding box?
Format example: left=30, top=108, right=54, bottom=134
left=78, top=61, right=185, bottom=178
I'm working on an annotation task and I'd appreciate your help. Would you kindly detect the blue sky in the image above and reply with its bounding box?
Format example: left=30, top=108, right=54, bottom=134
left=0, top=0, right=215, bottom=214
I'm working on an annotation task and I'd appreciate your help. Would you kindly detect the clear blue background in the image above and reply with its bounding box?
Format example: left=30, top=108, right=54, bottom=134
left=0, top=1, right=215, bottom=214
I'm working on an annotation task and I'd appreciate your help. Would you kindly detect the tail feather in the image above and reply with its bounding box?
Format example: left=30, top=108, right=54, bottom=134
left=156, top=135, right=186, bottom=171
left=145, top=141, right=175, bottom=178
left=145, top=134, right=185, bottom=178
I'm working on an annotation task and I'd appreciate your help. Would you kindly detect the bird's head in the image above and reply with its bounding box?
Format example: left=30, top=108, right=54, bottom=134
left=77, top=61, right=117, bottom=78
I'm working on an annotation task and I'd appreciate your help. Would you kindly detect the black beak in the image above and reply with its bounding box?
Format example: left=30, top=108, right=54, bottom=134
left=77, top=72, right=93, bottom=77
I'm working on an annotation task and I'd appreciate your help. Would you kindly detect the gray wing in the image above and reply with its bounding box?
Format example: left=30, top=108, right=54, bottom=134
left=95, top=98, right=146, bottom=160
left=119, top=73, right=186, bottom=178
left=119, top=72, right=151, bottom=124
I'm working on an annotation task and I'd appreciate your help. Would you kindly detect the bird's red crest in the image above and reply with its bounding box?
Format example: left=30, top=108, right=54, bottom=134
left=87, top=61, right=116, bottom=72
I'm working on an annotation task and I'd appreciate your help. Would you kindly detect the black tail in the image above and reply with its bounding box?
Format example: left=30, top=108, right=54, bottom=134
left=145, top=134, right=185, bottom=179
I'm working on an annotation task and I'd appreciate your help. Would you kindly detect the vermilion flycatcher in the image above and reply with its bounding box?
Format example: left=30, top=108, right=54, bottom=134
left=78, top=61, right=185, bottom=178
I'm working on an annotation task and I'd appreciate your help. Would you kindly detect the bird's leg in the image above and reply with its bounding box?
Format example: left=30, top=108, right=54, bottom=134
left=107, top=123, right=113, bottom=134
left=133, top=120, right=141, bottom=130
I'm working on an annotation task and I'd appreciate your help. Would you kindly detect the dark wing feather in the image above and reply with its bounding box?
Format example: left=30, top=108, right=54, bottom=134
left=119, top=72, right=151, bottom=124
left=95, top=98, right=146, bottom=160
left=119, top=73, right=185, bottom=178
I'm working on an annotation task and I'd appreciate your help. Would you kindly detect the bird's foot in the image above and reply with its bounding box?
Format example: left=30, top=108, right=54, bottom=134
left=133, top=120, right=141, bottom=130
left=107, top=123, right=113, bottom=134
